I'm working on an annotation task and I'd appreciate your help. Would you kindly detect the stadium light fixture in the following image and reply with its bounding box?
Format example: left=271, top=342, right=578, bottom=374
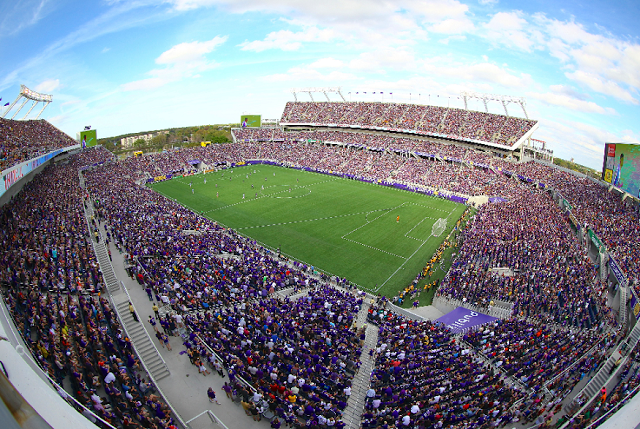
left=290, top=87, right=346, bottom=102
left=2, top=85, right=53, bottom=120
left=460, top=91, right=528, bottom=118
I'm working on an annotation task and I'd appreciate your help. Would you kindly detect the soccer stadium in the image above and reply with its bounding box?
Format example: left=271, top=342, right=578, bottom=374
left=1, top=78, right=640, bottom=429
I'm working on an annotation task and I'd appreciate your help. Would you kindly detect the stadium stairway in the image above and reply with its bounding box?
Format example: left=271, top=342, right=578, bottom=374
left=79, top=185, right=171, bottom=382
left=94, top=243, right=121, bottom=295
left=81, top=196, right=121, bottom=295
left=342, top=301, right=379, bottom=429
left=619, top=285, right=628, bottom=325
left=114, top=299, right=170, bottom=381
left=564, top=320, right=640, bottom=417
left=488, top=299, right=514, bottom=319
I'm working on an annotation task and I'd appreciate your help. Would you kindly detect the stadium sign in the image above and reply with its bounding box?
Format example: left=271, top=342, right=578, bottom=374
left=1, top=147, right=75, bottom=198
left=602, top=143, right=640, bottom=199
left=630, top=290, right=640, bottom=321
left=240, top=115, right=261, bottom=128
left=435, top=307, right=497, bottom=334
left=568, top=212, right=580, bottom=229
left=609, top=256, right=628, bottom=287
left=588, top=229, right=605, bottom=252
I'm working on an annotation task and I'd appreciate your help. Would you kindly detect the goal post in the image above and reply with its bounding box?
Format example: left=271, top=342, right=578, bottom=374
left=431, top=218, right=447, bottom=237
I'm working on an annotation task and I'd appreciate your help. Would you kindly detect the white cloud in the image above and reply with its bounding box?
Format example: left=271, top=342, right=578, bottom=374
left=157, top=36, right=227, bottom=63
left=548, top=84, right=589, bottom=101
left=349, top=48, right=417, bottom=73
left=613, top=44, right=640, bottom=90
left=483, top=11, right=536, bottom=52
left=169, top=0, right=469, bottom=22
left=240, top=27, right=334, bottom=52
left=308, top=58, right=344, bottom=69
left=542, top=18, right=640, bottom=104
left=428, top=18, right=474, bottom=35
left=566, top=70, right=637, bottom=104
left=479, top=0, right=498, bottom=4
left=407, top=0, right=469, bottom=22
left=0, top=0, right=55, bottom=36
left=527, top=90, right=616, bottom=115
left=121, top=36, right=227, bottom=91
left=170, top=0, right=473, bottom=43
left=34, top=78, right=60, bottom=93
left=424, top=60, right=532, bottom=88
left=263, top=65, right=358, bottom=83
left=101, top=47, right=111, bottom=53
left=438, top=35, right=467, bottom=45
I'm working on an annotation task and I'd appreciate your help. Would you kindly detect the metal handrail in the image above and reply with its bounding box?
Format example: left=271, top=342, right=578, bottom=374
left=106, top=282, right=187, bottom=429
left=584, top=382, right=640, bottom=429
left=385, top=301, right=424, bottom=321
left=185, top=410, right=230, bottom=428
left=118, top=281, right=170, bottom=373
left=544, top=342, right=603, bottom=388
left=186, top=325, right=258, bottom=393
left=82, top=191, right=188, bottom=429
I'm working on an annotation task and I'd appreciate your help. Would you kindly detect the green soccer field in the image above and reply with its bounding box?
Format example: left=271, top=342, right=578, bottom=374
left=151, top=164, right=466, bottom=297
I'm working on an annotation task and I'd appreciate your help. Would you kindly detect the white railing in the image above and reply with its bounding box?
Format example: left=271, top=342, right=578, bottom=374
left=185, top=410, right=230, bottom=428
left=107, top=282, right=187, bottom=428
left=118, top=281, right=170, bottom=375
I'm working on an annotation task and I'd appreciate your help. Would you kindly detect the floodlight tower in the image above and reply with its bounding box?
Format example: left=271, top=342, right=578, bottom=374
left=290, top=87, right=346, bottom=102
left=459, top=91, right=528, bottom=118
left=2, top=85, right=53, bottom=119
left=306, top=89, right=315, bottom=102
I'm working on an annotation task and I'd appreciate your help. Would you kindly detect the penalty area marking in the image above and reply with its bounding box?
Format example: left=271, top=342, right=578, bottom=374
left=268, top=185, right=311, bottom=199
left=235, top=207, right=394, bottom=232
left=373, top=207, right=456, bottom=293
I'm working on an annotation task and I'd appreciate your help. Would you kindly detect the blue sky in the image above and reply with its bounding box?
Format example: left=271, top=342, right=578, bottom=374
left=1, top=0, right=639, bottom=169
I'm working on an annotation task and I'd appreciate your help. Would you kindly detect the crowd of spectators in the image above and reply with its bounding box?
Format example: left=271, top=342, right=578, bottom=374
left=181, top=287, right=364, bottom=427
left=565, top=343, right=640, bottom=428
left=5, top=290, right=175, bottom=428
left=2, top=113, right=640, bottom=428
left=437, top=189, right=612, bottom=329
left=233, top=127, right=501, bottom=163
left=0, top=118, right=77, bottom=170
left=481, top=157, right=640, bottom=298
left=0, top=151, right=111, bottom=293
left=1, top=147, right=177, bottom=428
left=463, top=319, right=603, bottom=389
left=279, top=101, right=537, bottom=146
left=364, top=308, right=527, bottom=428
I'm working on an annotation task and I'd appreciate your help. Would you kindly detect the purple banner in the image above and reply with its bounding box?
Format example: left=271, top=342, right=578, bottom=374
left=630, top=290, right=640, bottom=321
left=435, top=306, right=498, bottom=334
left=609, top=256, right=628, bottom=286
